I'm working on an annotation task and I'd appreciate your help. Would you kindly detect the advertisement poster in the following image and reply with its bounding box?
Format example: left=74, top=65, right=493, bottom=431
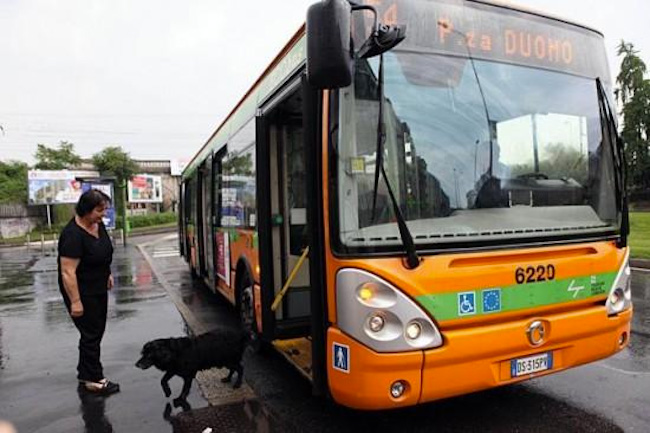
left=170, top=159, right=189, bottom=177
left=28, top=170, right=99, bottom=205
left=81, top=182, right=116, bottom=230
left=215, top=231, right=230, bottom=286
left=128, top=174, right=163, bottom=203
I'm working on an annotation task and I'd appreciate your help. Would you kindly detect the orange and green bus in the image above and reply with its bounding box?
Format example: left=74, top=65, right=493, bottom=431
left=180, top=0, right=632, bottom=409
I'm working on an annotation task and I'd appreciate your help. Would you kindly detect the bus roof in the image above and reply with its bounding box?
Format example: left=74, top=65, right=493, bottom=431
left=182, top=1, right=603, bottom=179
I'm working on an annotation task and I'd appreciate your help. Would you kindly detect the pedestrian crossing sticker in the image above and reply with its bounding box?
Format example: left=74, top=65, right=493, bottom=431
left=333, top=343, right=350, bottom=373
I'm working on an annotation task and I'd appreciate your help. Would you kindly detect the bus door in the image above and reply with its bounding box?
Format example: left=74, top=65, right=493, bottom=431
left=278, top=121, right=311, bottom=323
left=201, top=155, right=215, bottom=285
left=179, top=181, right=185, bottom=257
left=258, top=81, right=312, bottom=340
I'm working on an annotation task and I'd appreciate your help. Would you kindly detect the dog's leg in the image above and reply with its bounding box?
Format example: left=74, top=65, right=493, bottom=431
left=161, top=372, right=173, bottom=398
left=221, top=369, right=234, bottom=383
left=163, top=403, right=173, bottom=421
left=174, top=398, right=192, bottom=412
left=173, top=376, right=193, bottom=406
left=233, top=363, right=244, bottom=389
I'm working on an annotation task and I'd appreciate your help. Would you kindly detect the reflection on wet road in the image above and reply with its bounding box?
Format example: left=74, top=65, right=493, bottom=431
left=0, top=241, right=205, bottom=433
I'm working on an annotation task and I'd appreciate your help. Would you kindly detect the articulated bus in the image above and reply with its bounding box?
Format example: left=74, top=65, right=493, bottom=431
left=180, top=0, right=631, bottom=409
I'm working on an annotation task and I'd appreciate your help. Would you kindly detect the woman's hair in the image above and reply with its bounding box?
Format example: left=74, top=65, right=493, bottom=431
left=75, top=189, right=112, bottom=217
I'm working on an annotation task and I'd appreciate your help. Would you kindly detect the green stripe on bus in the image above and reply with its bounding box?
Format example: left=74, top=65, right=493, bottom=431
left=417, top=272, right=617, bottom=321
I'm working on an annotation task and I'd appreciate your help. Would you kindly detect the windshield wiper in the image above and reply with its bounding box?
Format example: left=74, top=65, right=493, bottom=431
left=596, top=77, right=629, bottom=246
left=369, top=54, right=420, bottom=269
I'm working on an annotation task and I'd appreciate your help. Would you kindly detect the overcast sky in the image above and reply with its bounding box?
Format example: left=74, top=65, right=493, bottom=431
left=1, top=0, right=647, bottom=165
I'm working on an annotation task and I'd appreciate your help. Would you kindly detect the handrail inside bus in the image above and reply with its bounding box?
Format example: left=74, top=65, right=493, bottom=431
left=271, top=246, right=310, bottom=312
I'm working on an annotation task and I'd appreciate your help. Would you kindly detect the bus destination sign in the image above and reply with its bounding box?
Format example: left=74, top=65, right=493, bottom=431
left=360, top=0, right=610, bottom=80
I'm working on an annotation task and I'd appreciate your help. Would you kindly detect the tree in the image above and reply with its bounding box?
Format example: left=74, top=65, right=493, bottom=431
left=615, top=41, right=650, bottom=191
left=223, top=153, right=254, bottom=176
left=92, top=146, right=139, bottom=235
left=92, top=146, right=139, bottom=184
left=34, top=141, right=81, bottom=170
left=0, top=160, right=29, bottom=203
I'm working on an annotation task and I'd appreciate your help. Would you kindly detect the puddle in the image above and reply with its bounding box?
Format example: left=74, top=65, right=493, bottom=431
left=170, top=399, right=286, bottom=433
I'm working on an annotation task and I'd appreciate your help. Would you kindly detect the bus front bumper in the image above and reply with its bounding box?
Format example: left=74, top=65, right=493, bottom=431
left=327, top=306, right=632, bottom=410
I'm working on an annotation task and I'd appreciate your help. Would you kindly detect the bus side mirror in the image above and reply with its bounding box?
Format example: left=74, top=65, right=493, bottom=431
left=306, top=0, right=353, bottom=89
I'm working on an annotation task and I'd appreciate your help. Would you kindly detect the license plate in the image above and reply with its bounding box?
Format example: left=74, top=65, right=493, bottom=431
left=510, top=352, right=553, bottom=378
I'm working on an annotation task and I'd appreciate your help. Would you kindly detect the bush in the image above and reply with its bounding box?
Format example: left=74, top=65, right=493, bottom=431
left=117, top=212, right=177, bottom=229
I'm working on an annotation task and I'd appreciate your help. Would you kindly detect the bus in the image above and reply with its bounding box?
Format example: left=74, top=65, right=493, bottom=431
left=180, top=0, right=632, bottom=410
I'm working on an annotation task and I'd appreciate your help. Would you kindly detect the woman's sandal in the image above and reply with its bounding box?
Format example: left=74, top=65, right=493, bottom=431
left=79, top=378, right=120, bottom=395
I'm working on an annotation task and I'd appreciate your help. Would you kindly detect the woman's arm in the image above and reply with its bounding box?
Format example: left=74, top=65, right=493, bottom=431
left=61, top=256, right=83, bottom=317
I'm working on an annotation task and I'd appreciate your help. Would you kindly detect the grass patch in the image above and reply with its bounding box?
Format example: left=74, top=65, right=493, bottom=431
left=629, top=212, right=650, bottom=259
left=116, top=212, right=177, bottom=229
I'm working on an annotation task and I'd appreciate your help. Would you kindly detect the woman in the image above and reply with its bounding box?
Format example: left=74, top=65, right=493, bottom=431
left=58, top=189, right=119, bottom=395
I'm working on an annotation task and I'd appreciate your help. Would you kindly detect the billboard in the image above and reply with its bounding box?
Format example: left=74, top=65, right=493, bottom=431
left=28, top=170, right=100, bottom=205
left=128, top=174, right=163, bottom=203
left=170, top=159, right=189, bottom=177
left=81, top=181, right=116, bottom=230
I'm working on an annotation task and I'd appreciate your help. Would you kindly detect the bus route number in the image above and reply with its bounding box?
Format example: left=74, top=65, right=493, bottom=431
left=515, top=265, right=556, bottom=284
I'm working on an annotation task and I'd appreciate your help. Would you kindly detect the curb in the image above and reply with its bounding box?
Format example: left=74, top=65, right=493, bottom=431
left=128, top=225, right=177, bottom=237
left=0, top=225, right=177, bottom=249
left=630, top=258, right=650, bottom=269
left=135, top=237, right=258, bottom=408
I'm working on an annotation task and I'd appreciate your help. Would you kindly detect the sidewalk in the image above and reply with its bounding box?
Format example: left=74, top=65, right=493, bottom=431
left=136, top=235, right=291, bottom=432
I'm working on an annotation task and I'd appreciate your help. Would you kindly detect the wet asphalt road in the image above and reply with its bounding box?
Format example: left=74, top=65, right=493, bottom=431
left=1, top=233, right=649, bottom=432
left=0, top=235, right=205, bottom=433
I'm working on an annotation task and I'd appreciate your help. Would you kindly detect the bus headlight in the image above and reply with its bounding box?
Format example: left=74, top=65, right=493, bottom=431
left=368, top=314, right=385, bottom=333
left=405, top=322, right=422, bottom=340
left=337, top=269, right=443, bottom=352
left=606, top=251, right=632, bottom=316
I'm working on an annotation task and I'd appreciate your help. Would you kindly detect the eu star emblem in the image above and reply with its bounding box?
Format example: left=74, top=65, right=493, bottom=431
left=482, top=289, right=502, bottom=313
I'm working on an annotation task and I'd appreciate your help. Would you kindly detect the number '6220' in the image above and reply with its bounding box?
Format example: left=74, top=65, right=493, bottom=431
left=515, top=265, right=556, bottom=284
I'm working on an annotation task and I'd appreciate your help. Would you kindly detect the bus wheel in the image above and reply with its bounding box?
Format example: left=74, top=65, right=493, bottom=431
left=239, top=273, right=261, bottom=352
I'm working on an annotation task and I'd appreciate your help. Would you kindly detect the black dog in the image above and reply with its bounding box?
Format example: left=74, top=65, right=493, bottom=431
left=136, top=329, right=247, bottom=404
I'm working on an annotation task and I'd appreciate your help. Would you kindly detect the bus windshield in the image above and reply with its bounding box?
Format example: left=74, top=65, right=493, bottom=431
left=335, top=50, right=619, bottom=251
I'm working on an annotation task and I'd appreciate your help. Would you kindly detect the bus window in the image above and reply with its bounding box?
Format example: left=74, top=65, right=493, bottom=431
left=221, top=120, right=256, bottom=228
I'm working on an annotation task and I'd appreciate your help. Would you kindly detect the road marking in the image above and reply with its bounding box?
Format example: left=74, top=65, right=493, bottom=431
left=152, top=252, right=180, bottom=258
left=631, top=267, right=650, bottom=273
left=567, top=279, right=585, bottom=298
left=152, top=242, right=180, bottom=258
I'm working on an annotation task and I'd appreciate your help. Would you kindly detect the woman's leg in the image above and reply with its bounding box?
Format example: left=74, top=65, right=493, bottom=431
left=72, top=293, right=108, bottom=382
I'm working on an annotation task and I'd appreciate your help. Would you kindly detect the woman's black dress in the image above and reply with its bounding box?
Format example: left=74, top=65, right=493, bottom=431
left=57, top=218, right=114, bottom=382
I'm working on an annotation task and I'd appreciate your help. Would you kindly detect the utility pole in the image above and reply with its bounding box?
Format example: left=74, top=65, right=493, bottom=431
left=122, top=180, right=128, bottom=245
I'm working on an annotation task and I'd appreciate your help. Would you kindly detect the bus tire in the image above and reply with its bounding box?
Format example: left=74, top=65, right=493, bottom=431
left=238, top=271, right=261, bottom=352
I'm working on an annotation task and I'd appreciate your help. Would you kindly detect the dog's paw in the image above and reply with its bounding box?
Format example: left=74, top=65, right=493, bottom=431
left=163, top=403, right=172, bottom=421
left=173, top=397, right=191, bottom=410
left=233, top=382, right=242, bottom=389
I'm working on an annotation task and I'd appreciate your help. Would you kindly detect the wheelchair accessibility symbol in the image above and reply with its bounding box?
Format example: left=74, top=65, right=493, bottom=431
left=458, top=291, right=476, bottom=316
